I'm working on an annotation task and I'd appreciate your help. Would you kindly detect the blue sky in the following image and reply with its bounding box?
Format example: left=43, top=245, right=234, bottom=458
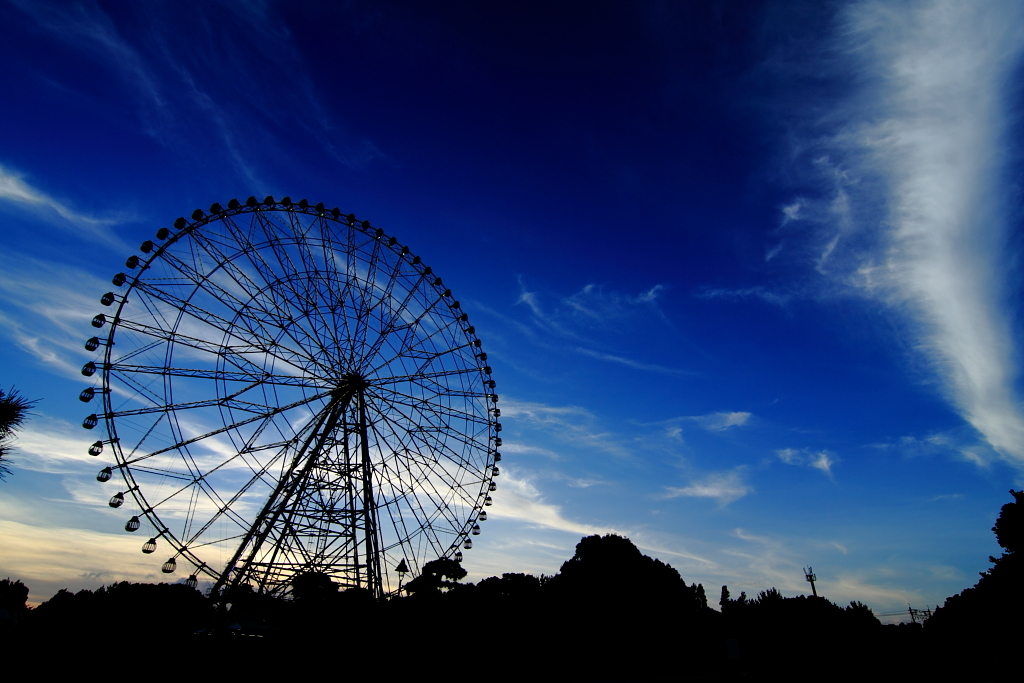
left=2, top=0, right=1023, bottom=619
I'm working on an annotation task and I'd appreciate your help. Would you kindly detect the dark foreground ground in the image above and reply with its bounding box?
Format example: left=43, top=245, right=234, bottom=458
left=5, top=489, right=1023, bottom=683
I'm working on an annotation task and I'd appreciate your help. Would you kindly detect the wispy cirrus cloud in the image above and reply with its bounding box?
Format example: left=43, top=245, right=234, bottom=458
left=650, top=411, right=752, bottom=441
left=499, top=442, right=562, bottom=459
left=771, top=1, right=1024, bottom=469
left=0, top=164, right=124, bottom=247
left=776, top=448, right=839, bottom=478
left=695, top=285, right=794, bottom=308
left=517, top=278, right=669, bottom=330
left=0, top=518, right=170, bottom=605
left=0, top=253, right=113, bottom=380
left=697, top=411, right=752, bottom=431
left=563, top=283, right=666, bottom=320
left=501, top=398, right=632, bottom=458
left=490, top=469, right=618, bottom=536
left=574, top=347, right=691, bottom=376
left=9, top=0, right=386, bottom=188
left=809, top=451, right=837, bottom=477
left=512, top=277, right=689, bottom=375
left=724, top=528, right=921, bottom=620
left=663, top=468, right=752, bottom=506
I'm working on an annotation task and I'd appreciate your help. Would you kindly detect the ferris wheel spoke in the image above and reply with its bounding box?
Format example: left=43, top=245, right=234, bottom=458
left=288, top=214, right=334, bottom=312
left=370, top=271, right=435, bottom=355
left=378, top=458, right=462, bottom=540
left=312, top=220, right=357, bottom=363
left=120, top=389, right=331, bottom=467
left=178, top=448, right=292, bottom=550
left=104, top=335, right=165, bottom=367
left=129, top=279, right=281, bottom=351
left=362, top=416, right=442, bottom=521
left=151, top=246, right=309, bottom=360
left=367, top=407, right=479, bottom=474
left=106, top=365, right=166, bottom=409
left=375, top=463, right=417, bottom=554
left=145, top=440, right=286, bottom=512
left=368, top=384, right=491, bottom=429
left=339, top=235, right=380, bottom=368
left=101, top=362, right=320, bottom=387
left=181, top=248, right=333, bottom=374
left=368, top=335, right=477, bottom=380
left=366, top=401, right=481, bottom=507
left=365, top=416, right=464, bottom=550
left=360, top=287, right=456, bottom=372
left=371, top=366, right=484, bottom=385
left=351, top=243, right=411, bottom=366
left=404, top=458, right=471, bottom=536
left=186, top=225, right=323, bottom=354
left=181, top=219, right=267, bottom=297
left=350, top=230, right=388, bottom=352
left=130, top=279, right=337, bottom=378
left=211, top=230, right=342, bottom=374
left=253, top=211, right=321, bottom=313
left=109, top=396, right=269, bottom=420
left=115, top=318, right=254, bottom=358
left=378, top=379, right=489, bottom=407
left=156, top=246, right=266, bottom=316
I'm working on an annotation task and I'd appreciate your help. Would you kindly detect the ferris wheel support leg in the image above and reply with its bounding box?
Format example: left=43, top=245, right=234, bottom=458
left=211, top=384, right=357, bottom=598
left=358, top=389, right=383, bottom=600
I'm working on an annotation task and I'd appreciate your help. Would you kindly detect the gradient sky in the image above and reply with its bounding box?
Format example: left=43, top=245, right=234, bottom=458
left=2, top=0, right=1023, bottom=621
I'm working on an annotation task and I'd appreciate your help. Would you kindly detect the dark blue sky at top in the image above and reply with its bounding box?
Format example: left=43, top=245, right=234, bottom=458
left=1, top=0, right=1020, bottom=612
left=0, top=0, right=925, bottom=427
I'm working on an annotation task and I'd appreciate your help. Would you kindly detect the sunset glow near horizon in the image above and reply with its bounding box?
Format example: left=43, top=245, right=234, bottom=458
left=2, top=1, right=1023, bottom=621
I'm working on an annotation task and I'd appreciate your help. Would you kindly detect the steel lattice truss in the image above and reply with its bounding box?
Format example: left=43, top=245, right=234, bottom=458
left=81, top=197, right=501, bottom=598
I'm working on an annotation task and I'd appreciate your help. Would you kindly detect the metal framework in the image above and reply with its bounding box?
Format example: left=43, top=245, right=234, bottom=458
left=80, top=197, right=501, bottom=599
left=803, top=566, right=818, bottom=598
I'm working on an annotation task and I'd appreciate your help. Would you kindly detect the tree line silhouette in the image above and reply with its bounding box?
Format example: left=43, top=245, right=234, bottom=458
left=2, top=489, right=1019, bottom=679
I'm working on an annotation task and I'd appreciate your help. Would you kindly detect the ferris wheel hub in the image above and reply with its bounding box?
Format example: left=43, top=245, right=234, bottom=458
left=332, top=373, right=370, bottom=399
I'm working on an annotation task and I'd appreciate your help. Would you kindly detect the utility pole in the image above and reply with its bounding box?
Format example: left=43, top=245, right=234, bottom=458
left=804, top=566, right=818, bottom=597
left=907, top=605, right=933, bottom=624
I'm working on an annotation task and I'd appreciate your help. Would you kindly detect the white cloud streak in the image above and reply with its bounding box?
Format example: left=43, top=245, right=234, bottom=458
left=9, top=0, right=385, bottom=188
left=501, top=398, right=633, bottom=458
left=0, top=254, right=113, bottom=381
left=846, top=1, right=1024, bottom=466
left=695, top=285, right=793, bottom=307
left=809, top=451, right=837, bottom=478
left=490, top=469, right=617, bottom=537
left=664, top=469, right=752, bottom=505
left=0, top=164, right=123, bottom=247
left=700, top=411, right=751, bottom=431
left=648, top=411, right=752, bottom=440
left=775, top=448, right=839, bottom=478
left=574, top=347, right=691, bottom=376
left=786, top=1, right=1024, bottom=467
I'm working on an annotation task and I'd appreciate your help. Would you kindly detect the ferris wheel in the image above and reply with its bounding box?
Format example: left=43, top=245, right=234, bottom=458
left=79, top=196, right=501, bottom=598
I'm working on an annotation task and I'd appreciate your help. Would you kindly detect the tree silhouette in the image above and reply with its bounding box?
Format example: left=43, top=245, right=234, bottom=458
left=927, top=489, right=1022, bottom=639
left=0, top=387, right=36, bottom=480
left=554, top=533, right=695, bottom=603
left=991, top=488, right=1022, bottom=553
left=475, top=572, right=542, bottom=602
left=29, top=581, right=210, bottom=637
left=0, top=578, right=29, bottom=630
left=291, top=571, right=339, bottom=602
left=403, top=557, right=467, bottom=595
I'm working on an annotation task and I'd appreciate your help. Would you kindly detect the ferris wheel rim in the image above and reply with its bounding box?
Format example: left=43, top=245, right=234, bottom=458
left=82, top=197, right=501, bottom=594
